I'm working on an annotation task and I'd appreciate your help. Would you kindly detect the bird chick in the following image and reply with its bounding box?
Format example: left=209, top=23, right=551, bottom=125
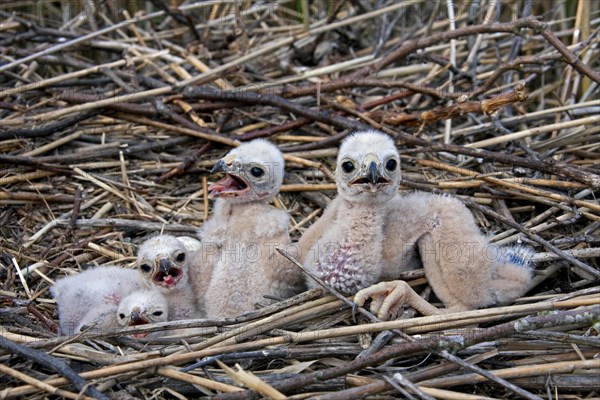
left=116, top=289, right=168, bottom=338
left=192, top=139, right=305, bottom=318
left=299, top=130, right=534, bottom=319
left=51, top=266, right=145, bottom=335
left=137, top=234, right=202, bottom=320
left=299, top=131, right=399, bottom=296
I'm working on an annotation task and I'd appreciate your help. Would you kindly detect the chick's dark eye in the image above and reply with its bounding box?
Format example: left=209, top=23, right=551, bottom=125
left=176, top=252, right=185, bottom=262
left=153, top=311, right=163, bottom=316
left=140, top=264, right=151, bottom=273
left=119, top=313, right=126, bottom=319
left=385, top=159, right=398, bottom=171
left=250, top=167, right=265, bottom=177
left=342, top=161, right=355, bottom=173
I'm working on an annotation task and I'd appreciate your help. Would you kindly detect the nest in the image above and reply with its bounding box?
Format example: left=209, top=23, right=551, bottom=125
left=1, top=1, right=599, bottom=399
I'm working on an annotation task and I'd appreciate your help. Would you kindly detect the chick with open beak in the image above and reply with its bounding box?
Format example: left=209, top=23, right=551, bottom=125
left=207, top=143, right=282, bottom=202
left=139, top=246, right=185, bottom=289
left=137, top=234, right=202, bottom=320
left=191, top=139, right=305, bottom=318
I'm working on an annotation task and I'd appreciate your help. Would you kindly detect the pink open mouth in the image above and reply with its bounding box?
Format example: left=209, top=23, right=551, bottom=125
left=208, top=174, right=250, bottom=198
left=152, top=267, right=182, bottom=288
left=129, top=316, right=150, bottom=338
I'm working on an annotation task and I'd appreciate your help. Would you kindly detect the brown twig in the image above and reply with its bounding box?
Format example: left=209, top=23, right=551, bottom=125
left=0, top=111, right=97, bottom=140
left=0, top=155, right=72, bottom=174
left=26, top=303, right=59, bottom=334
left=366, top=85, right=529, bottom=126
left=64, top=187, right=83, bottom=239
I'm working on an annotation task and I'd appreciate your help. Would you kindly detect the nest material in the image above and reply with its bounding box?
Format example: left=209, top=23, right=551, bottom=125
left=1, top=1, right=599, bottom=399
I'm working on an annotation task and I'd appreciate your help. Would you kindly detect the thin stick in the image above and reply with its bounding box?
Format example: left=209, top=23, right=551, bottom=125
left=32, top=87, right=172, bottom=121
left=157, top=367, right=242, bottom=393
left=0, top=335, right=110, bottom=400
left=216, top=361, right=285, bottom=399
left=21, top=131, right=83, bottom=157
left=0, top=364, right=96, bottom=400
left=437, top=351, right=543, bottom=400
left=466, top=115, right=600, bottom=148
left=0, top=52, right=168, bottom=98
left=54, top=218, right=198, bottom=233
left=389, top=372, right=436, bottom=400
left=420, top=360, right=600, bottom=388
left=117, top=113, right=240, bottom=147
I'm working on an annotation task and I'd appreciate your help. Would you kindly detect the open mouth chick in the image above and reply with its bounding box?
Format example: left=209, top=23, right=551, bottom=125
left=152, top=258, right=183, bottom=288
left=208, top=172, right=250, bottom=198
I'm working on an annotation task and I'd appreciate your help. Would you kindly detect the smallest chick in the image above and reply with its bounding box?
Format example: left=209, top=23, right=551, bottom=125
left=116, top=290, right=169, bottom=338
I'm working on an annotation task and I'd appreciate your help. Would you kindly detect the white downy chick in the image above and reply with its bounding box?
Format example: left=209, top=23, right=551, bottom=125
left=299, top=130, right=534, bottom=319
left=192, top=139, right=305, bottom=318
left=51, top=266, right=145, bottom=335
left=137, top=234, right=202, bottom=320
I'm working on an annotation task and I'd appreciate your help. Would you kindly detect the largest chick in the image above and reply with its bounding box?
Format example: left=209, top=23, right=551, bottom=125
left=299, top=130, right=534, bottom=319
left=192, top=139, right=305, bottom=318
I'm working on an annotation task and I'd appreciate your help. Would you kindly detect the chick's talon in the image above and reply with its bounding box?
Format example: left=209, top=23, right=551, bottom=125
left=354, top=281, right=402, bottom=320
left=354, top=281, right=395, bottom=306
left=377, top=280, right=413, bottom=320
left=355, top=280, right=441, bottom=320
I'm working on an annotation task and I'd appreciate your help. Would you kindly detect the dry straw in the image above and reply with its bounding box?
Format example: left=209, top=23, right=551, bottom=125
left=0, top=1, right=598, bottom=399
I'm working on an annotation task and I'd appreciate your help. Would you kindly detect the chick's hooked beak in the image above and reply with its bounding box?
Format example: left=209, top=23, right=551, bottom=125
left=350, top=154, right=390, bottom=188
left=159, top=258, right=171, bottom=273
left=210, top=159, right=228, bottom=174
left=129, top=308, right=151, bottom=337
left=131, top=310, right=141, bottom=322
left=367, top=161, right=380, bottom=184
